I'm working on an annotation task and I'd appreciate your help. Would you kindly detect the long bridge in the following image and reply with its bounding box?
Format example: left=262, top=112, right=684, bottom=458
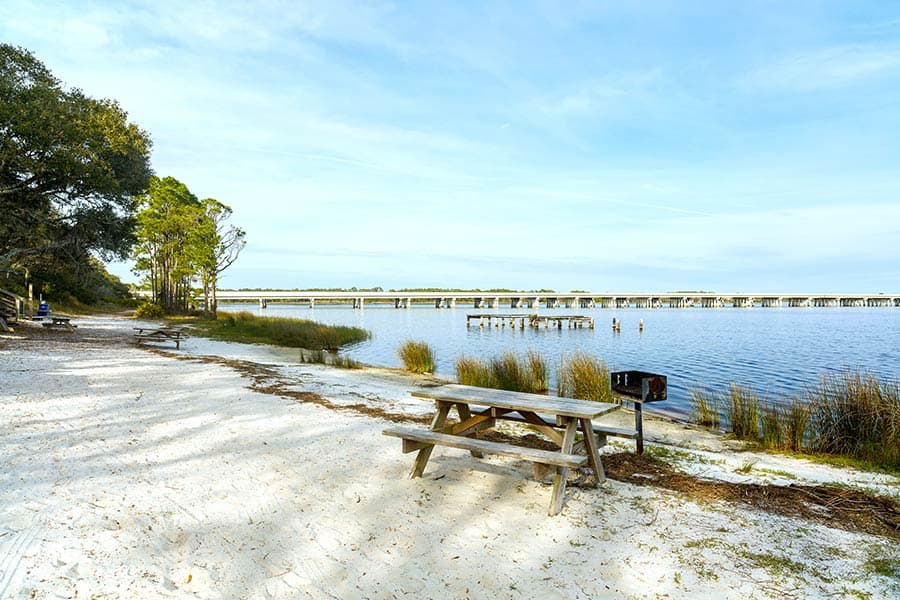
left=210, top=290, right=900, bottom=309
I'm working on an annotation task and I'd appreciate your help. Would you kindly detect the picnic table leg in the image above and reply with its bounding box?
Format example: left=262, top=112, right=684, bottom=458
left=455, top=402, right=484, bottom=458
left=579, top=418, right=605, bottom=485
left=549, top=417, right=579, bottom=516
left=410, top=401, right=452, bottom=478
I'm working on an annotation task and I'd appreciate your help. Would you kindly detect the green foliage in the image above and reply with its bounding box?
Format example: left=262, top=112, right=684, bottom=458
left=0, top=44, right=152, bottom=273
left=134, top=301, right=165, bottom=319
left=132, top=178, right=244, bottom=316
left=557, top=353, right=613, bottom=403
left=195, top=311, right=369, bottom=351
left=398, top=340, right=436, bottom=374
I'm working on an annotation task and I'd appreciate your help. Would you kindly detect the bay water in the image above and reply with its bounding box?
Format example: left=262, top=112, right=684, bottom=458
left=219, top=303, right=900, bottom=419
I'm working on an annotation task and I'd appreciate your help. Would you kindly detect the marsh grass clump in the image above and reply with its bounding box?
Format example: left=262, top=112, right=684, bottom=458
left=807, top=371, right=900, bottom=468
left=300, top=349, right=361, bottom=369
left=690, top=388, right=721, bottom=429
left=781, top=398, right=810, bottom=452
left=198, top=311, right=370, bottom=351
left=557, top=352, right=613, bottom=403
left=398, top=340, right=436, bottom=374
left=455, top=351, right=549, bottom=394
left=456, top=355, right=493, bottom=387
left=726, top=383, right=760, bottom=441
left=760, top=402, right=785, bottom=449
left=490, top=353, right=527, bottom=392
left=526, top=351, right=550, bottom=393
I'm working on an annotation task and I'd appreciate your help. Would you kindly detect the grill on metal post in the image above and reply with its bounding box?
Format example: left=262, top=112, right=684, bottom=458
left=610, top=371, right=667, bottom=454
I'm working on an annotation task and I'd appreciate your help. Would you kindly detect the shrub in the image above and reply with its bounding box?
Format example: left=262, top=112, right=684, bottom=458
left=398, top=340, right=436, bottom=374
left=557, top=352, right=613, bottom=403
left=134, top=301, right=165, bottom=319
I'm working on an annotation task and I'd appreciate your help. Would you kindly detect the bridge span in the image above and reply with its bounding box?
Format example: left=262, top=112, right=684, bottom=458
left=208, top=290, right=900, bottom=309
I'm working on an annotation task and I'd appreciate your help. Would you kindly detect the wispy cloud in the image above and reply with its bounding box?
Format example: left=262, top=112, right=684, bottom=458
left=739, top=43, right=900, bottom=93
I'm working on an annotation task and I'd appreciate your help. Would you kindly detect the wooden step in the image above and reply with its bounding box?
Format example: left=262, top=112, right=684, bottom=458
left=383, top=427, right=587, bottom=468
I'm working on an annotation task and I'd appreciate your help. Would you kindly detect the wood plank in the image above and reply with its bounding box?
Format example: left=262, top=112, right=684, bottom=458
left=580, top=418, right=605, bottom=485
left=455, top=403, right=484, bottom=458
left=595, top=425, right=639, bottom=439
left=517, top=410, right=565, bottom=446
left=413, top=384, right=619, bottom=419
left=383, top=427, right=587, bottom=468
left=549, top=418, right=579, bottom=516
left=410, top=402, right=451, bottom=478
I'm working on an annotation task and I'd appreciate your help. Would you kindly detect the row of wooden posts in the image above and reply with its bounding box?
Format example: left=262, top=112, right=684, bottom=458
left=466, top=314, right=595, bottom=330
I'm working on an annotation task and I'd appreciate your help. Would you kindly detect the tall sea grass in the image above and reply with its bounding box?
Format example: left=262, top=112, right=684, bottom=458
left=690, top=370, right=899, bottom=469
left=398, top=340, right=436, bottom=374
left=557, top=352, right=613, bottom=403
left=690, top=389, right=721, bottom=429
left=726, top=383, right=760, bottom=441
left=199, top=311, right=370, bottom=351
left=807, top=371, right=900, bottom=467
left=454, top=351, right=549, bottom=394
left=456, top=355, right=493, bottom=388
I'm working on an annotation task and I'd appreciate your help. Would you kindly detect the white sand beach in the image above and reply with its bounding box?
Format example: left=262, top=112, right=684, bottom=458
left=1, top=316, right=897, bottom=599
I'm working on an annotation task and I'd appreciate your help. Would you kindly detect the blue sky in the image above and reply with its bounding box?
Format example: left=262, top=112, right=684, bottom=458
left=4, top=1, right=900, bottom=292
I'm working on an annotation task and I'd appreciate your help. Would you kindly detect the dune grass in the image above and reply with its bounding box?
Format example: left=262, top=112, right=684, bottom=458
left=398, top=340, right=436, bottom=374
left=194, top=311, right=370, bottom=351
left=557, top=352, right=613, bottom=403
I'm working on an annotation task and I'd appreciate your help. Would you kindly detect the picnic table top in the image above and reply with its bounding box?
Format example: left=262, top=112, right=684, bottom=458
left=412, top=383, right=619, bottom=419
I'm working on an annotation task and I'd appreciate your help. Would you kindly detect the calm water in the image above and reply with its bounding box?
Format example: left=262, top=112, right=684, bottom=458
left=219, top=303, right=900, bottom=419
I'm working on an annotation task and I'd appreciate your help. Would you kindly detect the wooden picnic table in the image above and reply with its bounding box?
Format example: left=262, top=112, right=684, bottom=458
left=41, top=316, right=77, bottom=330
left=383, top=383, right=620, bottom=515
left=133, top=326, right=187, bottom=349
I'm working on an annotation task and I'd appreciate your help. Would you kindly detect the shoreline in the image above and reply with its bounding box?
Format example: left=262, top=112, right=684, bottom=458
left=1, top=315, right=897, bottom=598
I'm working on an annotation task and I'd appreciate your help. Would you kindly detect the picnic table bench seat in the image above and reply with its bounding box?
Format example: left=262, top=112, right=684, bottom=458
left=383, top=426, right=587, bottom=468
left=486, top=411, right=639, bottom=440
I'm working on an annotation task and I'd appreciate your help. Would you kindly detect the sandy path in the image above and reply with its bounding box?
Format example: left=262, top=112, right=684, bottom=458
left=1, top=316, right=897, bottom=599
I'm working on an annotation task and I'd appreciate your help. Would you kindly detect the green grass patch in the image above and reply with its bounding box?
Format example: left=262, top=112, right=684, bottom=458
left=398, top=340, right=436, bottom=374
left=690, top=388, right=721, bottom=429
left=193, top=311, right=370, bottom=351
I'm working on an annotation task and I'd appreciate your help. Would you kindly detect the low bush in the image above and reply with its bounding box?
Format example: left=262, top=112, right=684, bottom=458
left=134, top=301, right=165, bottom=319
